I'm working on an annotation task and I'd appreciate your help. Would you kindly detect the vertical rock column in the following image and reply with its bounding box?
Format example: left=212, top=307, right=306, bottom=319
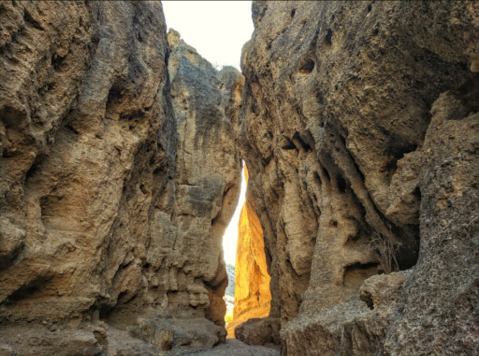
left=167, top=30, right=242, bottom=330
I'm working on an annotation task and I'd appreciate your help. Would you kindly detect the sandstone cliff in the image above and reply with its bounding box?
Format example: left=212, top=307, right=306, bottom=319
left=167, top=29, right=241, bottom=330
left=0, top=1, right=478, bottom=355
left=239, top=1, right=478, bottom=355
left=0, top=2, right=240, bottom=355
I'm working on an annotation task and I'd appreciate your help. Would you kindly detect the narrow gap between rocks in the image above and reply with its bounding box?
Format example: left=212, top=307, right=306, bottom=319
left=222, top=162, right=246, bottom=330
left=222, top=163, right=272, bottom=339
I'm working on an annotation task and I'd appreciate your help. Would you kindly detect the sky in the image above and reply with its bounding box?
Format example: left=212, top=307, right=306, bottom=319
left=161, top=2, right=253, bottom=264
left=223, top=165, right=247, bottom=264
left=162, top=1, right=254, bottom=69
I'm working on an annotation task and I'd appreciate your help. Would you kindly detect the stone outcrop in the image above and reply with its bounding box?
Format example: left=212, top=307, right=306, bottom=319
left=240, top=1, right=478, bottom=355
left=0, top=2, right=240, bottom=355
left=167, top=29, right=241, bottom=329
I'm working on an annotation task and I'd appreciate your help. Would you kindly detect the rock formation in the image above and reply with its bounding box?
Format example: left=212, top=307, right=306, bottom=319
left=238, top=1, right=479, bottom=355
left=0, top=2, right=240, bottom=355
left=226, top=166, right=273, bottom=339
left=167, top=28, right=241, bottom=330
left=0, top=1, right=477, bottom=355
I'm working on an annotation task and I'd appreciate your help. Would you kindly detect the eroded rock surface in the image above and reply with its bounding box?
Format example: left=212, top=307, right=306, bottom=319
left=240, top=1, right=478, bottom=355
left=167, top=29, right=241, bottom=329
left=1, top=1, right=478, bottom=355
left=0, top=3, right=240, bottom=355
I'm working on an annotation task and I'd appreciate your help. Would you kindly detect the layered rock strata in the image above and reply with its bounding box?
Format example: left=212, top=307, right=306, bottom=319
left=240, top=1, right=479, bottom=355
left=0, top=2, right=240, bottom=355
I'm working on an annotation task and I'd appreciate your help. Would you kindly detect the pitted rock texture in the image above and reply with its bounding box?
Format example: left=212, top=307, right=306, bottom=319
left=241, top=1, right=478, bottom=355
left=0, top=3, right=240, bottom=355
left=167, top=29, right=241, bottom=329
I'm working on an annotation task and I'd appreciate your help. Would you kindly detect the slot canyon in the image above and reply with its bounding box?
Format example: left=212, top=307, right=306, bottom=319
left=0, top=1, right=478, bottom=356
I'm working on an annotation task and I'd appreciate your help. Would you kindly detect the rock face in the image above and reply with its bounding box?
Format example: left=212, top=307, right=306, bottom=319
left=240, top=1, right=479, bottom=355
left=1, top=1, right=477, bottom=355
left=233, top=167, right=271, bottom=319
left=226, top=166, right=272, bottom=339
left=167, top=29, right=241, bottom=329
left=0, top=2, right=240, bottom=355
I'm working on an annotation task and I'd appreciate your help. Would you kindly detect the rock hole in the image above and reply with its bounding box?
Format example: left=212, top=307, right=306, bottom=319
left=293, top=132, right=311, bottom=151
left=413, top=187, right=421, bottom=199
left=107, top=83, right=124, bottom=107
left=458, top=74, right=479, bottom=114
left=360, top=290, right=374, bottom=309
left=322, top=167, right=330, bottom=182
left=281, top=136, right=296, bottom=151
left=325, top=29, right=333, bottom=45
left=336, top=175, right=347, bottom=194
left=343, top=262, right=379, bottom=289
left=367, top=4, right=372, bottom=13
left=0, top=105, right=26, bottom=128
left=140, top=184, right=149, bottom=195
left=153, top=167, right=164, bottom=175
left=7, top=277, right=49, bottom=302
left=52, top=53, right=67, bottom=71
left=99, top=304, right=114, bottom=321
left=299, top=59, right=315, bottom=75
left=26, top=161, right=41, bottom=179
left=291, top=9, right=296, bottom=17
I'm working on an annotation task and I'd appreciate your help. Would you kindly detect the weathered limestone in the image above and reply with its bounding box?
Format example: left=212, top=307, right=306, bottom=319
left=0, top=1, right=477, bottom=355
left=167, top=29, right=242, bottom=329
left=240, top=1, right=479, bottom=354
left=0, top=2, right=240, bottom=354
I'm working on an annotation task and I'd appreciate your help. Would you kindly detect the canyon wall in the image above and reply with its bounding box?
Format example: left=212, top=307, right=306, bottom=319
left=0, top=1, right=477, bottom=355
left=0, top=2, right=240, bottom=355
left=167, top=29, right=241, bottom=330
left=240, top=1, right=478, bottom=355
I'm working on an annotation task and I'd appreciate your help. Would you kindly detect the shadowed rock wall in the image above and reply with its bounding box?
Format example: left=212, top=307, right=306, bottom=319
left=240, top=1, right=478, bottom=355
left=167, top=29, right=242, bottom=329
left=0, top=2, right=240, bottom=355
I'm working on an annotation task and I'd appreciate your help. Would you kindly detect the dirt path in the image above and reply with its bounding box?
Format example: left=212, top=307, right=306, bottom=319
left=168, top=339, right=281, bottom=356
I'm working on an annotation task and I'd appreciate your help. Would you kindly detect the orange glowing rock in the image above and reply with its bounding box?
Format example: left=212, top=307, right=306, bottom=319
left=226, top=166, right=271, bottom=338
